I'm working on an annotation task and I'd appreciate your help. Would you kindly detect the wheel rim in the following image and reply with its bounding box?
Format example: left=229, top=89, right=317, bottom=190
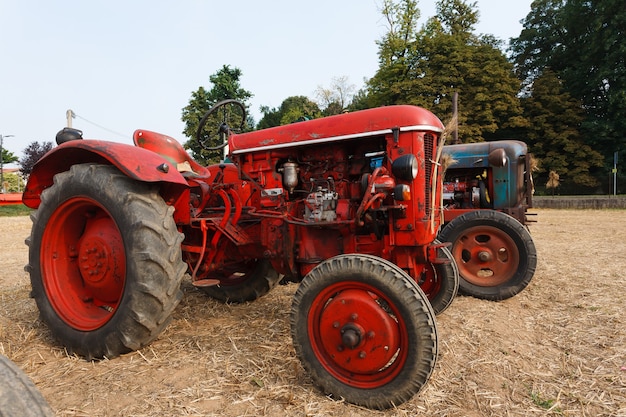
left=41, top=197, right=126, bottom=331
left=451, top=225, right=519, bottom=287
left=307, top=281, right=408, bottom=388
left=417, top=264, right=442, bottom=300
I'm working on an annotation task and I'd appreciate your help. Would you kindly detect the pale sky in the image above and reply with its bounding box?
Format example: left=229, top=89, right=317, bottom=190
left=0, top=0, right=533, bottom=165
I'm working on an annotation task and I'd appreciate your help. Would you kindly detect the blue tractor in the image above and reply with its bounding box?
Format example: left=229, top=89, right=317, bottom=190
left=438, top=140, right=537, bottom=301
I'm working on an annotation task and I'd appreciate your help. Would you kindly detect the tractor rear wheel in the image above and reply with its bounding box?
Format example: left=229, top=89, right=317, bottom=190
left=26, top=163, right=186, bottom=359
left=291, top=254, right=438, bottom=409
left=438, top=210, right=537, bottom=301
left=418, top=240, right=459, bottom=314
left=200, top=259, right=281, bottom=303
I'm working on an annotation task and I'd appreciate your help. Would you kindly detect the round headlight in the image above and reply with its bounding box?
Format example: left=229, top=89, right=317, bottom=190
left=488, top=148, right=507, bottom=167
left=391, top=154, right=418, bottom=181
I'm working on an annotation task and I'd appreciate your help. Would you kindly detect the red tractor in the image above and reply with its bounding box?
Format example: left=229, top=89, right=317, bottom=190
left=439, top=140, right=537, bottom=300
left=23, top=101, right=457, bottom=409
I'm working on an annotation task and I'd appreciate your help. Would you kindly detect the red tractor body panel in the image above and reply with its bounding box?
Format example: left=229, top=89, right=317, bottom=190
left=229, top=105, right=443, bottom=152
left=23, top=140, right=189, bottom=210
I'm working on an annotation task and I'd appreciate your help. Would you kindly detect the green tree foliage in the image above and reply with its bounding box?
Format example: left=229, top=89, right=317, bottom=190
left=522, top=69, right=603, bottom=191
left=19, top=141, right=54, bottom=177
left=1, top=148, right=18, bottom=166
left=510, top=0, right=626, bottom=186
left=2, top=172, right=24, bottom=193
left=181, top=65, right=253, bottom=164
left=257, top=96, right=321, bottom=129
left=364, top=0, right=526, bottom=142
left=348, top=88, right=371, bottom=111
left=508, top=0, right=565, bottom=86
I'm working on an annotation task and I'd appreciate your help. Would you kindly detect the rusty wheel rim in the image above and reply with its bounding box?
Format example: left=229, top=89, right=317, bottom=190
left=451, top=225, right=519, bottom=287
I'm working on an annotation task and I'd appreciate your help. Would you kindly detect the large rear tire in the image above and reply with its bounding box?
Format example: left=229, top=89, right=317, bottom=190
left=26, top=164, right=187, bottom=359
left=438, top=210, right=537, bottom=301
left=0, top=355, right=54, bottom=417
left=291, top=254, right=438, bottom=409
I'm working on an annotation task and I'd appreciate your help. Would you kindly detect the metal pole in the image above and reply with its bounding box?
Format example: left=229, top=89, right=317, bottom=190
left=614, top=151, right=618, bottom=196
left=452, top=92, right=459, bottom=144
left=0, top=134, right=15, bottom=193
left=66, top=109, right=75, bottom=128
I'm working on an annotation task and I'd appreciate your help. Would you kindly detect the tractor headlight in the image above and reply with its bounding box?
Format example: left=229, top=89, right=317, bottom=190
left=488, top=148, right=507, bottom=167
left=391, top=154, right=418, bottom=181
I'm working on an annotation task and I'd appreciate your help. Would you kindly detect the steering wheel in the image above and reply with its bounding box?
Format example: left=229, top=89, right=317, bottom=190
left=195, top=99, right=247, bottom=151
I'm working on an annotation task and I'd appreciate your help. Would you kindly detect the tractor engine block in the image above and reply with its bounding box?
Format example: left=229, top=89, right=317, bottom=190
left=443, top=176, right=483, bottom=209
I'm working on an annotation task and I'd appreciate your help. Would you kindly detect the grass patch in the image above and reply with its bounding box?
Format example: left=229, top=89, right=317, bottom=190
left=530, top=391, right=561, bottom=412
left=0, top=205, right=31, bottom=217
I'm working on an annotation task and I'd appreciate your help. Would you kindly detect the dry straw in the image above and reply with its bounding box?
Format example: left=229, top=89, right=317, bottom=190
left=1, top=211, right=625, bottom=416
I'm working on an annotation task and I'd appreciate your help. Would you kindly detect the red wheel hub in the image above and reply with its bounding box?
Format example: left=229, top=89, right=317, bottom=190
left=77, top=217, right=125, bottom=302
left=41, top=198, right=126, bottom=330
left=453, top=225, right=519, bottom=286
left=308, top=282, right=407, bottom=388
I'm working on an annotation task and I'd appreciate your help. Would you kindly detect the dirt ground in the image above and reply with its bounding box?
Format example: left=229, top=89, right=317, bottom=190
left=1, top=209, right=625, bottom=417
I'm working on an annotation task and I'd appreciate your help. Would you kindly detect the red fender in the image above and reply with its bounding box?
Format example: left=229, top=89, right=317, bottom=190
left=23, top=140, right=190, bottom=213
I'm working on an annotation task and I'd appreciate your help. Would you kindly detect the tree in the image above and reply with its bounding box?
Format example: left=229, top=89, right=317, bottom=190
left=510, top=0, right=626, bottom=188
left=181, top=65, right=253, bottom=165
left=1, top=148, right=18, bottom=166
left=257, top=96, right=321, bottom=129
left=364, top=0, right=526, bottom=141
left=521, top=69, right=603, bottom=191
left=1, top=172, right=23, bottom=193
left=508, top=0, right=566, bottom=90
left=314, top=76, right=357, bottom=116
left=19, top=141, right=53, bottom=178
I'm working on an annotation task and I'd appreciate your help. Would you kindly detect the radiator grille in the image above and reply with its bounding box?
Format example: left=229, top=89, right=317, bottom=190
left=424, top=133, right=434, bottom=217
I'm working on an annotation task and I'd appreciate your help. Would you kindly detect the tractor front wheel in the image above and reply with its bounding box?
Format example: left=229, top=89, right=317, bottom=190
left=26, top=164, right=186, bottom=359
left=291, top=254, right=438, bottom=409
left=418, top=240, right=459, bottom=314
left=438, top=210, right=537, bottom=301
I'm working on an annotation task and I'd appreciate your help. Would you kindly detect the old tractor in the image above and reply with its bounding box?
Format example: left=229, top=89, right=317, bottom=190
left=438, top=140, right=537, bottom=300
left=23, top=101, right=457, bottom=409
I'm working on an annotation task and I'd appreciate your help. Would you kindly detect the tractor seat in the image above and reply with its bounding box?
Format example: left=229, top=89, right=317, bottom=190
left=133, top=130, right=210, bottom=178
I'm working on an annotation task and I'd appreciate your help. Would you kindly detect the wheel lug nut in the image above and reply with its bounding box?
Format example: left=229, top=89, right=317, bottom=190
left=478, top=251, right=491, bottom=262
left=358, top=351, right=366, bottom=359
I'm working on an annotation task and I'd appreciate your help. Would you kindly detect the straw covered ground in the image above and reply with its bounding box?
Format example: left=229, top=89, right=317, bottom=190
left=1, top=209, right=625, bottom=417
